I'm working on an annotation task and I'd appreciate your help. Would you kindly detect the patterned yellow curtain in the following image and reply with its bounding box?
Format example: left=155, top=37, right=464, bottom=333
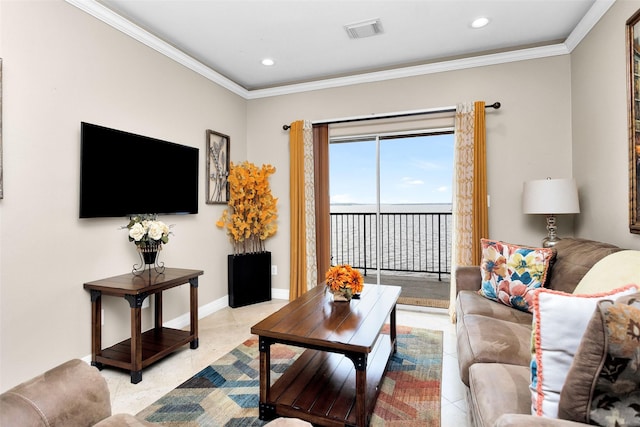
left=449, top=101, right=488, bottom=321
left=289, top=120, right=318, bottom=300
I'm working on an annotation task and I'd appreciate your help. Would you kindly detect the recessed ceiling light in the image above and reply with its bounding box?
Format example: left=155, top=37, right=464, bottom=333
left=471, top=17, right=489, bottom=29
left=261, top=58, right=275, bottom=66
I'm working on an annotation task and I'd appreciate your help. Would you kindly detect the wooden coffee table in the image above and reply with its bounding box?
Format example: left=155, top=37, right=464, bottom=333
left=251, top=284, right=401, bottom=427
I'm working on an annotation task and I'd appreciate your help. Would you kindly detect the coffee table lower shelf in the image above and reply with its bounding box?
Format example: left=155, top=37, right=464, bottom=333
left=262, top=334, right=393, bottom=427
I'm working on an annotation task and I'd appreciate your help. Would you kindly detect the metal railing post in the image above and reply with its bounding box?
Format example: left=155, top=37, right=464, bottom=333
left=363, top=215, right=367, bottom=276
left=438, top=214, right=442, bottom=281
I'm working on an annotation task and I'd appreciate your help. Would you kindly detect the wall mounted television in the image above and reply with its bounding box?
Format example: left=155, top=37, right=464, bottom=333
left=79, top=122, right=199, bottom=218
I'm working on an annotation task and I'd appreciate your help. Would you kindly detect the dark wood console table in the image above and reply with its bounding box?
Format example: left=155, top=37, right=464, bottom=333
left=84, top=268, right=203, bottom=383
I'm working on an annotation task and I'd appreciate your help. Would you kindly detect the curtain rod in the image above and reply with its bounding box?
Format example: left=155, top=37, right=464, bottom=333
left=282, top=102, right=500, bottom=130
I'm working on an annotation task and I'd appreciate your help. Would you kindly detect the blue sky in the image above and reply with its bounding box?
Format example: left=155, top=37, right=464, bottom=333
left=329, top=133, right=454, bottom=204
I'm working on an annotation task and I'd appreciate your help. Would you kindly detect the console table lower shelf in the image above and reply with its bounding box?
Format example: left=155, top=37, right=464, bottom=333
left=260, top=334, right=392, bottom=427
left=94, top=327, right=195, bottom=373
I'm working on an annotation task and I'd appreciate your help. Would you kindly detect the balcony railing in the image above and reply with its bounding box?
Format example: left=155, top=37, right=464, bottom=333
left=330, top=212, right=452, bottom=281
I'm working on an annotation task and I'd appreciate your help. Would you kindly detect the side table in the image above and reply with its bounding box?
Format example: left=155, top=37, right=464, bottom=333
left=84, top=268, right=203, bottom=383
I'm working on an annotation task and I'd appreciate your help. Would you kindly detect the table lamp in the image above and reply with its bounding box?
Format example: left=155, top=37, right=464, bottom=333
left=522, top=178, right=580, bottom=248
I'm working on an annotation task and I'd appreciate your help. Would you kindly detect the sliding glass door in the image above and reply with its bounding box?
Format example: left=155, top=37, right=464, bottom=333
left=329, top=130, right=454, bottom=289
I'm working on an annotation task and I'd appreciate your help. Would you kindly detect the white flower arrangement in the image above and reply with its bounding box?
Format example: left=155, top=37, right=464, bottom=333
left=124, top=214, right=171, bottom=249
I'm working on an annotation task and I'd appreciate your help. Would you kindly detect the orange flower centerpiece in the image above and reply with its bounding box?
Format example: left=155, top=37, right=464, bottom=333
left=325, top=264, right=364, bottom=302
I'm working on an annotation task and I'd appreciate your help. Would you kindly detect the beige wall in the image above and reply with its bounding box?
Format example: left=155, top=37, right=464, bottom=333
left=248, top=56, right=575, bottom=295
left=0, top=0, right=246, bottom=389
left=571, top=0, right=640, bottom=250
left=2, top=0, right=639, bottom=393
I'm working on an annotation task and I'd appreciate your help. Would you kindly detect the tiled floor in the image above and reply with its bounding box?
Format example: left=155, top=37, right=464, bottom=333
left=102, top=299, right=469, bottom=426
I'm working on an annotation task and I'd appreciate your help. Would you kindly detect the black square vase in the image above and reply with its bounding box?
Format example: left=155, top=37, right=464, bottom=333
left=228, top=251, right=272, bottom=308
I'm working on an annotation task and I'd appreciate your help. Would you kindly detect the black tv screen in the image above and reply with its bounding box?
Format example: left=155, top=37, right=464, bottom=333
left=79, top=122, right=199, bottom=218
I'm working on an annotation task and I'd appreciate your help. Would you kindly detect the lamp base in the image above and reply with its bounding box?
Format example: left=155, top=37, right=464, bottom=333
left=542, top=236, right=561, bottom=248
left=542, top=214, right=560, bottom=248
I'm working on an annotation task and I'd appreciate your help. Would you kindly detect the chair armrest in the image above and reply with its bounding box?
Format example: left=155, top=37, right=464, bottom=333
left=455, top=265, right=482, bottom=294
left=0, top=359, right=111, bottom=427
left=494, top=414, right=588, bottom=427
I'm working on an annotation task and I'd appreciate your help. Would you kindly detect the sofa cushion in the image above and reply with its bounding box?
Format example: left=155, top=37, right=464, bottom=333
left=456, top=290, right=534, bottom=324
left=479, top=239, right=555, bottom=313
left=530, top=285, right=639, bottom=419
left=468, top=363, right=532, bottom=427
left=457, top=311, right=533, bottom=386
left=558, top=293, right=640, bottom=425
left=545, top=238, right=621, bottom=293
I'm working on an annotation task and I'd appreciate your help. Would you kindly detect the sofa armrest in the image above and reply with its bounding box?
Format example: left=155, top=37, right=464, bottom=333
left=494, top=414, right=588, bottom=427
left=0, top=359, right=112, bottom=427
left=455, top=265, right=482, bottom=294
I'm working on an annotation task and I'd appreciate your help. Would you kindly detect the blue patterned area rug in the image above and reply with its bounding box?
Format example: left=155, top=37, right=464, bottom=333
left=137, top=326, right=442, bottom=426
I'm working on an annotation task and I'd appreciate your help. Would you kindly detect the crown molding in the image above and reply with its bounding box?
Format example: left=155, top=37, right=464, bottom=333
left=64, top=0, right=250, bottom=98
left=564, top=0, right=615, bottom=52
left=66, top=0, right=608, bottom=100
left=247, top=44, right=570, bottom=99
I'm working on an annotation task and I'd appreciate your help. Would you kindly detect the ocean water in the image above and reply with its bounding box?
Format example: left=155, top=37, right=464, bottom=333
left=330, top=204, right=452, bottom=275
left=330, top=203, right=453, bottom=214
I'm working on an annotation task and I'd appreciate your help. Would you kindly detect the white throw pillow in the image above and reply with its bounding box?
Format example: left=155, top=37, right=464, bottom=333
left=530, top=284, right=639, bottom=418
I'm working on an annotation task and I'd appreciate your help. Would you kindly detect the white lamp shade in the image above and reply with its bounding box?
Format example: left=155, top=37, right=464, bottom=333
left=522, top=178, right=580, bottom=214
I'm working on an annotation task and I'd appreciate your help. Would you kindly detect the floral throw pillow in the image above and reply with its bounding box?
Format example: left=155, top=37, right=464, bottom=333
left=478, top=239, right=555, bottom=313
left=589, top=296, right=640, bottom=426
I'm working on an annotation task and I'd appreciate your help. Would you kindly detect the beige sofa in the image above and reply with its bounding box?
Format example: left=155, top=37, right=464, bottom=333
left=455, top=238, right=630, bottom=427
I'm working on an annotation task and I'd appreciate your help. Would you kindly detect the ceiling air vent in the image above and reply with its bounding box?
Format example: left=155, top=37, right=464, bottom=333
left=344, top=18, right=384, bottom=39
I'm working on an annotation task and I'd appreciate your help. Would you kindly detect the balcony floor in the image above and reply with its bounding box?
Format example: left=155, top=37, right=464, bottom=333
left=363, top=271, right=451, bottom=308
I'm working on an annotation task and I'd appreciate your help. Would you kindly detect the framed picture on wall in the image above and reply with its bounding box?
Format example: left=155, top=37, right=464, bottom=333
left=627, top=9, right=640, bottom=234
left=206, top=129, right=230, bottom=205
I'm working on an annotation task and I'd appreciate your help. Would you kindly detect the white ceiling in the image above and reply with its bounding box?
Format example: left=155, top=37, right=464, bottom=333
left=70, top=0, right=614, bottom=98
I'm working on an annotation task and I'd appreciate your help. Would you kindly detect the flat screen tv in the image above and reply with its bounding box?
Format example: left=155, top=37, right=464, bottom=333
left=79, top=122, right=199, bottom=218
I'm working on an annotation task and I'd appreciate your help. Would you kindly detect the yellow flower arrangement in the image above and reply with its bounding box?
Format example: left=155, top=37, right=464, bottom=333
left=325, top=264, right=364, bottom=300
left=216, top=161, right=278, bottom=254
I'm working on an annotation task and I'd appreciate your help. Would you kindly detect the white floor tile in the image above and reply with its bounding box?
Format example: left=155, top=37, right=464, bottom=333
left=441, top=401, right=470, bottom=427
